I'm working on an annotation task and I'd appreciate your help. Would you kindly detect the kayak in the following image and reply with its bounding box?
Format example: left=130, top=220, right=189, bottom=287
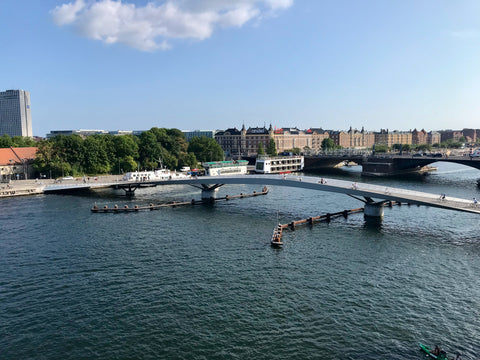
left=419, top=343, right=449, bottom=360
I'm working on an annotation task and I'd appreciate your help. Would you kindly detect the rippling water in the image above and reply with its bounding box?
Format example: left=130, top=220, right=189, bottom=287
left=1, top=162, right=479, bottom=359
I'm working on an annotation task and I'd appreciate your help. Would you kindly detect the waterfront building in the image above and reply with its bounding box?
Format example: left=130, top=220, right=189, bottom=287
left=329, top=127, right=374, bottom=149
left=108, top=130, right=134, bottom=136
left=182, top=130, right=216, bottom=141
left=374, top=129, right=412, bottom=147
left=0, top=90, right=33, bottom=138
left=273, top=127, right=312, bottom=153
left=47, top=129, right=108, bottom=139
left=439, top=130, right=463, bottom=143
left=461, top=128, right=477, bottom=143
left=427, top=131, right=441, bottom=145
left=0, top=147, right=37, bottom=181
left=215, top=125, right=332, bottom=157
left=412, top=129, right=428, bottom=145
left=242, top=125, right=271, bottom=156
left=214, top=127, right=243, bottom=157
left=215, top=125, right=271, bottom=157
left=310, top=128, right=331, bottom=151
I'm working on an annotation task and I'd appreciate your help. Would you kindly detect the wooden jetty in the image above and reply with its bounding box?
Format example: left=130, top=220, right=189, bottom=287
left=91, top=187, right=269, bottom=213
left=271, top=201, right=404, bottom=246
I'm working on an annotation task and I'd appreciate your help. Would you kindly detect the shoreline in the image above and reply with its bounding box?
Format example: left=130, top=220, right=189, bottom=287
left=0, top=175, right=122, bottom=198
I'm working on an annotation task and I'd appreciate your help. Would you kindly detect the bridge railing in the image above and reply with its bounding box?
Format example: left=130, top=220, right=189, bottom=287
left=292, top=175, right=476, bottom=209
left=304, top=149, right=372, bottom=157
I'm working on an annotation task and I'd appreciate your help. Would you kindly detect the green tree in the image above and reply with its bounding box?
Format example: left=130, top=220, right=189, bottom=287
left=120, top=155, right=138, bottom=173
left=416, top=144, right=432, bottom=152
left=187, top=136, right=223, bottom=162
left=178, top=152, right=198, bottom=169
left=113, top=134, right=139, bottom=160
left=266, top=138, right=276, bottom=156
left=373, top=144, right=389, bottom=153
left=0, top=135, right=35, bottom=148
left=84, top=136, right=110, bottom=174
left=257, top=142, right=265, bottom=155
left=51, top=135, right=85, bottom=174
left=33, top=140, right=54, bottom=177
left=284, top=147, right=301, bottom=154
left=0, top=134, right=13, bottom=148
left=139, top=130, right=163, bottom=169
left=33, top=140, right=74, bottom=178
left=440, top=139, right=463, bottom=149
left=321, top=138, right=336, bottom=150
left=401, top=144, right=411, bottom=152
left=11, top=136, right=35, bottom=147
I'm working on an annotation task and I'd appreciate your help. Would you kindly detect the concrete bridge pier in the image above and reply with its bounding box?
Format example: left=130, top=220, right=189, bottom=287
left=201, top=187, right=218, bottom=200
left=120, top=184, right=138, bottom=196
left=364, top=203, right=384, bottom=218
left=201, top=184, right=224, bottom=201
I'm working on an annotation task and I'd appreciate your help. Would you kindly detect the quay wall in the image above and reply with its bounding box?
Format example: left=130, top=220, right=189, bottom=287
left=0, top=175, right=122, bottom=198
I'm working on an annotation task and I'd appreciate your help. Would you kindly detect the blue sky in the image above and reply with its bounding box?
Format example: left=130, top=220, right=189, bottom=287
left=2, top=0, right=480, bottom=137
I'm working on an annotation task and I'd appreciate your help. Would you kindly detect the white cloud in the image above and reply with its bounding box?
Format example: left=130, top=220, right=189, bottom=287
left=50, top=0, right=293, bottom=51
left=51, top=0, right=86, bottom=25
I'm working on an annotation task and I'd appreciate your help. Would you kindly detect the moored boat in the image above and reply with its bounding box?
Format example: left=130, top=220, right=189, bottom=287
left=255, top=154, right=304, bottom=174
left=122, top=169, right=189, bottom=182
left=202, top=160, right=248, bottom=176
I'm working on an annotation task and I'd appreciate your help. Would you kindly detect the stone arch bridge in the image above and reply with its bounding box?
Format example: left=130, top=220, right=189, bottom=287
left=304, top=154, right=480, bottom=176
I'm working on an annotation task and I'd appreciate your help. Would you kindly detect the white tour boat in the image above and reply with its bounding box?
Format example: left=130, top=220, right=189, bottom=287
left=255, top=154, right=304, bottom=174
left=203, top=160, right=248, bottom=176
left=122, top=169, right=189, bottom=182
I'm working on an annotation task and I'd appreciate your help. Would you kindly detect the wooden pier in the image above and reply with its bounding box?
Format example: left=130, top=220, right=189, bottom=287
left=91, top=187, right=269, bottom=213
left=271, top=201, right=404, bottom=246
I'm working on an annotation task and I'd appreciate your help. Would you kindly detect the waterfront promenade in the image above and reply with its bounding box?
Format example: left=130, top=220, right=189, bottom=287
left=0, top=175, right=121, bottom=198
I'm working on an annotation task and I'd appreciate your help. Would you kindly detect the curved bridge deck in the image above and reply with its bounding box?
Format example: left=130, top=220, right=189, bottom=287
left=43, top=174, right=480, bottom=215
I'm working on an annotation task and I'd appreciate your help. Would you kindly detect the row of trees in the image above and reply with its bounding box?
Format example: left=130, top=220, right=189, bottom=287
left=30, top=128, right=223, bottom=178
left=256, top=139, right=277, bottom=156
left=375, top=139, right=468, bottom=154
left=0, top=134, right=36, bottom=148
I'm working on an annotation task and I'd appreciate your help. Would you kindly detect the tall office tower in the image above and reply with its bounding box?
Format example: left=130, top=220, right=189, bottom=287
left=0, top=89, right=33, bottom=137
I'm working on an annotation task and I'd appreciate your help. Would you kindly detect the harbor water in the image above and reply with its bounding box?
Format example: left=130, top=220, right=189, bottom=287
left=1, top=162, right=479, bottom=359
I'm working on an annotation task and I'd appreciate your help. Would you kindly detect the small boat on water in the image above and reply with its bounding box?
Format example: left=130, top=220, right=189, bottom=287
left=270, top=223, right=283, bottom=247
left=419, top=343, right=460, bottom=360
left=271, top=237, right=283, bottom=247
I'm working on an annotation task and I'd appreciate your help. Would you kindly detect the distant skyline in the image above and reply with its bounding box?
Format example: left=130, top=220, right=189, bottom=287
left=2, top=0, right=480, bottom=137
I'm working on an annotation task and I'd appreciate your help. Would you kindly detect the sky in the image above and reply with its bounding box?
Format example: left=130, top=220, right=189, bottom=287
left=2, top=0, right=480, bottom=137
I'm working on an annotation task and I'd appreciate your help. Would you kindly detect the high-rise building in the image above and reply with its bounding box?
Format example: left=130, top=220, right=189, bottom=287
left=0, top=89, right=33, bottom=138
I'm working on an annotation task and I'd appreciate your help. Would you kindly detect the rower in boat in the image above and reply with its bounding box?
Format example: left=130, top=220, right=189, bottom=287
left=419, top=343, right=461, bottom=360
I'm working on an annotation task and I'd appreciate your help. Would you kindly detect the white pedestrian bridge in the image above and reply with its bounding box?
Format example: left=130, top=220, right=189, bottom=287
left=44, top=174, right=480, bottom=216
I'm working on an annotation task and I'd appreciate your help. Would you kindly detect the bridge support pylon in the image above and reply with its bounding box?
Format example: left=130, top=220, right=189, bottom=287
left=200, top=184, right=224, bottom=202
left=201, top=188, right=218, bottom=200
left=364, top=203, right=384, bottom=218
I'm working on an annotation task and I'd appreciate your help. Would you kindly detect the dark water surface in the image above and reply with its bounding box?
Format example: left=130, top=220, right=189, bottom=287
left=1, top=163, right=479, bottom=359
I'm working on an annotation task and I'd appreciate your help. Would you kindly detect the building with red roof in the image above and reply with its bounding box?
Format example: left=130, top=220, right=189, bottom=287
left=0, top=147, right=37, bottom=181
